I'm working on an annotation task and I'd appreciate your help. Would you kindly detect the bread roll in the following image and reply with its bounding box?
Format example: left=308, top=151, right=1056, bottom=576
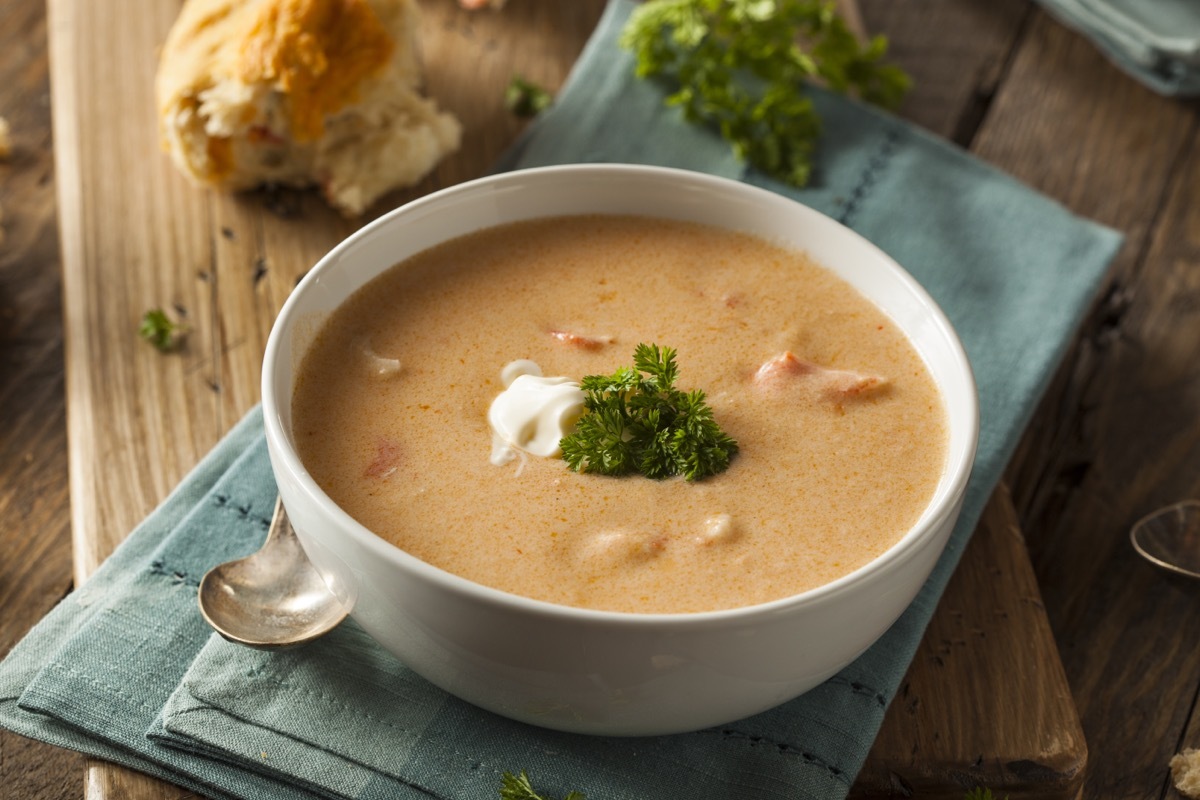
left=156, top=0, right=461, bottom=216
left=1174, top=749, right=1200, bottom=799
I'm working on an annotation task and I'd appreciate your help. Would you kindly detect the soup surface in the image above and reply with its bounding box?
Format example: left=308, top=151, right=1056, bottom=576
left=293, top=215, right=948, bottom=613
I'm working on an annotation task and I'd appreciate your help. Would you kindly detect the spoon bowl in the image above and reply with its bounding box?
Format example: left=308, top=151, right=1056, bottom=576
left=198, top=496, right=348, bottom=648
left=1130, top=500, right=1200, bottom=581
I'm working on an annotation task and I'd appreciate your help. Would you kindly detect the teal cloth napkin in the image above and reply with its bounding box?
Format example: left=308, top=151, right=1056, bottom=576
left=0, top=2, right=1122, bottom=798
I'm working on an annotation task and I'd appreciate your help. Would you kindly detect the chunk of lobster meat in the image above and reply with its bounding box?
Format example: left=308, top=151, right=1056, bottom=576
left=547, top=329, right=613, bottom=350
left=363, top=438, right=402, bottom=480
left=357, top=337, right=402, bottom=379
left=578, top=529, right=667, bottom=567
left=752, top=351, right=886, bottom=400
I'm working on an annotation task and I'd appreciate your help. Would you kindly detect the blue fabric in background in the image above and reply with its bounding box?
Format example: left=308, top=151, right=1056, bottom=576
left=0, top=2, right=1122, bottom=798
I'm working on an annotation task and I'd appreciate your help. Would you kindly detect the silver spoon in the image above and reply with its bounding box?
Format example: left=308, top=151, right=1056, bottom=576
left=1130, top=499, right=1200, bottom=581
left=198, top=496, right=347, bottom=648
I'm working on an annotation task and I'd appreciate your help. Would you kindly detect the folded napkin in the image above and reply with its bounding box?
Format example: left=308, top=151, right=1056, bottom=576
left=0, top=2, right=1123, bottom=798
left=1035, top=0, right=1200, bottom=96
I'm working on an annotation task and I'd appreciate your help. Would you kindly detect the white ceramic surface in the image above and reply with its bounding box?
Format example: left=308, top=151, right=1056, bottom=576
left=261, top=164, right=979, bottom=736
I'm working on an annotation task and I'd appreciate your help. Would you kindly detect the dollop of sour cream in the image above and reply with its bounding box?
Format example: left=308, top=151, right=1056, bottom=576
left=488, top=360, right=585, bottom=466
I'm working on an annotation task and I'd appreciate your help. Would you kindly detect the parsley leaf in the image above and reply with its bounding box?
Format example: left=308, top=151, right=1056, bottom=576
left=965, top=789, right=1008, bottom=800
left=499, top=771, right=586, bottom=800
left=560, top=343, right=738, bottom=482
left=138, top=308, right=186, bottom=352
left=619, top=0, right=911, bottom=187
left=505, top=74, right=554, bottom=118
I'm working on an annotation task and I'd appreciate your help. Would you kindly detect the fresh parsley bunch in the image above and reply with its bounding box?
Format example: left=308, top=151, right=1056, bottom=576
left=620, top=0, right=911, bottom=187
left=560, top=343, right=738, bottom=482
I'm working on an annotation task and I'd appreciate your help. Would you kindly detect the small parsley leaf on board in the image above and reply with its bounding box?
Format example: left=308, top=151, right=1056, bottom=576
left=499, top=771, right=586, bottom=800
left=505, top=74, right=554, bottom=117
left=560, top=343, right=738, bottom=482
left=965, top=788, right=1009, bottom=800
left=619, top=0, right=911, bottom=187
left=138, top=308, right=186, bottom=352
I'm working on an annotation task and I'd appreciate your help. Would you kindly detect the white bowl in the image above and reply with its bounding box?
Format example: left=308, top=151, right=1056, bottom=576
left=262, top=164, right=979, bottom=736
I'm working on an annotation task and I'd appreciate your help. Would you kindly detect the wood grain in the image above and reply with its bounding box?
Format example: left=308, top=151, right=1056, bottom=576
left=854, top=486, right=1085, bottom=800
left=0, top=1, right=82, bottom=798
left=861, top=0, right=1031, bottom=145
left=31, top=1, right=1087, bottom=799
left=961, top=8, right=1200, bottom=799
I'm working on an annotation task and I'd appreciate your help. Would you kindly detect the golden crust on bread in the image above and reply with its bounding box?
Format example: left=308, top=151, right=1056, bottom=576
left=156, top=0, right=460, bottom=215
left=237, top=0, right=393, bottom=141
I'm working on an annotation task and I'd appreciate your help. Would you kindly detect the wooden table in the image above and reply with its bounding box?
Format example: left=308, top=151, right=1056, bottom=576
left=2, top=1, right=1199, bottom=798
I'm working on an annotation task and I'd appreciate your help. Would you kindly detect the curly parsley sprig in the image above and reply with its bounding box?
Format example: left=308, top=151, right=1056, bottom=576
left=619, top=0, right=911, bottom=187
left=505, top=74, right=554, bottom=117
left=559, top=343, right=738, bottom=482
left=965, top=789, right=1008, bottom=800
left=499, top=771, right=585, bottom=800
left=138, top=308, right=186, bottom=352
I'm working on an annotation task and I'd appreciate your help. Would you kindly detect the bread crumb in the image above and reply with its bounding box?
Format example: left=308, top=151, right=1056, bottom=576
left=1172, top=748, right=1200, bottom=799
left=0, top=115, right=11, bottom=160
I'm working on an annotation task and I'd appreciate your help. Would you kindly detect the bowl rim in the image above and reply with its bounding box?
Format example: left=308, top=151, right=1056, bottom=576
left=262, top=162, right=980, bottom=627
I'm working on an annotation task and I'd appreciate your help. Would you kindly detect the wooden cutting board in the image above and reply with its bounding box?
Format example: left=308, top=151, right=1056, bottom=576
left=46, top=0, right=1084, bottom=797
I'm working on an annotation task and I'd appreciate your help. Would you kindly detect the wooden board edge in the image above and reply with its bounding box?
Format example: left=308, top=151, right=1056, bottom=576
left=851, top=484, right=1087, bottom=800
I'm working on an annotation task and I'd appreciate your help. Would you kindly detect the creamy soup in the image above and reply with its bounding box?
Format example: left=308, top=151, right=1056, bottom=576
left=293, top=215, right=948, bottom=613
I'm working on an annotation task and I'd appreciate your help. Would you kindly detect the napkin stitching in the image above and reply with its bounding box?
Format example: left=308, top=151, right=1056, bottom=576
left=705, top=727, right=850, bottom=787
left=836, top=127, right=903, bottom=228
left=143, top=492, right=273, bottom=588
left=825, top=677, right=888, bottom=708
left=224, top=665, right=859, bottom=789
left=211, top=493, right=273, bottom=530
left=38, top=663, right=158, bottom=713
left=149, top=560, right=201, bottom=588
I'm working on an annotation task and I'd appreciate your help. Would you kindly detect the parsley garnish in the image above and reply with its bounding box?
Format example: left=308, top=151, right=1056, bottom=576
left=559, top=343, right=738, bottom=481
left=499, top=771, right=585, bottom=800
left=138, top=308, right=186, bottom=352
left=619, top=0, right=910, bottom=187
left=505, top=74, right=554, bottom=118
left=965, top=790, right=1011, bottom=800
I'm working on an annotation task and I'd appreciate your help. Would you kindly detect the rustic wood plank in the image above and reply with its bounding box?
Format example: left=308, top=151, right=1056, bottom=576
left=0, top=1, right=83, bottom=798
left=860, top=0, right=1031, bottom=143
left=1022, top=130, right=1200, bottom=800
left=966, top=7, right=1200, bottom=800
left=853, top=485, right=1085, bottom=800
left=1148, top=131, right=1200, bottom=799
left=51, top=0, right=214, bottom=581
left=83, top=766, right=204, bottom=800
